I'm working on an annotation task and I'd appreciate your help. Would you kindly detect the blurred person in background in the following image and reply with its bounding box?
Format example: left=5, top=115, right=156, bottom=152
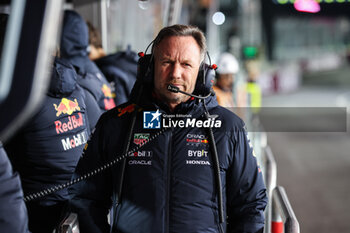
left=5, top=57, right=90, bottom=233
left=86, top=21, right=106, bottom=61
left=87, top=22, right=138, bottom=106
left=245, top=60, right=262, bottom=116
left=213, top=52, right=247, bottom=118
left=60, top=10, right=116, bottom=129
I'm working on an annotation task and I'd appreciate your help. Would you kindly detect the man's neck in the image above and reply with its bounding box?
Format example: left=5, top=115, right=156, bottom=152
left=167, top=103, right=178, bottom=112
left=153, top=91, right=190, bottom=112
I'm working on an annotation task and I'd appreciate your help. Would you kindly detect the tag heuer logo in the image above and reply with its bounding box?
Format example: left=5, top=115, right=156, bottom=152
left=134, top=133, right=150, bottom=146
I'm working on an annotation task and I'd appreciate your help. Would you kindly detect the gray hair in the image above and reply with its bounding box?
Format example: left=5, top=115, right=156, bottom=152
left=152, top=24, right=207, bottom=62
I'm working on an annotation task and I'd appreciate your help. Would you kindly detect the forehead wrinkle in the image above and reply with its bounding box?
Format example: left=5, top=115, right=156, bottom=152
left=154, top=36, right=201, bottom=64
left=159, top=53, right=196, bottom=64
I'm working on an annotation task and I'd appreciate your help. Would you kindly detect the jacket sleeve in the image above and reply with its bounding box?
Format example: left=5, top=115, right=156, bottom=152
left=0, top=143, right=30, bottom=233
left=107, top=67, right=129, bottom=106
left=68, top=115, right=113, bottom=233
left=226, top=126, right=268, bottom=233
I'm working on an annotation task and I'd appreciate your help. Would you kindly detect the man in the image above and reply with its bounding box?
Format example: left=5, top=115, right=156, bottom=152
left=245, top=60, right=262, bottom=115
left=213, top=52, right=247, bottom=119
left=213, top=52, right=247, bottom=108
left=6, top=58, right=90, bottom=233
left=87, top=22, right=138, bottom=106
left=60, top=10, right=116, bottom=129
left=86, top=21, right=106, bottom=61
left=69, top=24, right=267, bottom=233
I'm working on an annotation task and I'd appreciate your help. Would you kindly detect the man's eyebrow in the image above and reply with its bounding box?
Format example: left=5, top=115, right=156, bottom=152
left=158, top=55, right=197, bottom=64
left=159, top=55, right=172, bottom=60
left=181, top=59, right=193, bottom=64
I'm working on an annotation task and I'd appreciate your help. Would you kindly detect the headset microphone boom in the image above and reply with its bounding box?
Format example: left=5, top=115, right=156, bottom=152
left=167, top=84, right=212, bottom=99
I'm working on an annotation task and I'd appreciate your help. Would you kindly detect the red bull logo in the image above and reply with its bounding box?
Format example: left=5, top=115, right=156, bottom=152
left=185, top=134, right=209, bottom=146
left=101, top=84, right=115, bottom=98
left=55, top=113, right=84, bottom=134
left=53, top=98, right=80, bottom=117
left=104, top=98, right=116, bottom=110
left=101, top=84, right=116, bottom=110
left=118, top=104, right=135, bottom=117
left=186, top=138, right=208, bottom=144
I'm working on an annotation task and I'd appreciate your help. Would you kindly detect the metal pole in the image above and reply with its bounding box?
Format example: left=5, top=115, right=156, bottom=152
left=100, top=0, right=109, bottom=52
left=264, top=146, right=277, bottom=199
left=166, top=0, right=183, bottom=26
left=264, top=145, right=277, bottom=233
left=273, top=186, right=300, bottom=233
left=271, top=200, right=283, bottom=233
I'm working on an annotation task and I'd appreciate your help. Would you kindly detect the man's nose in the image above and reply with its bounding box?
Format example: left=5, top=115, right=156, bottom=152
left=170, top=63, right=182, bottom=79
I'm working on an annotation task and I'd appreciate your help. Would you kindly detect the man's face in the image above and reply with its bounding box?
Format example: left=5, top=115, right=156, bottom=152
left=153, top=36, right=201, bottom=108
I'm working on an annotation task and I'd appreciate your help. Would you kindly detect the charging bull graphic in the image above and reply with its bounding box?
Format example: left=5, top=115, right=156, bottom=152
left=53, top=98, right=81, bottom=117
left=117, top=104, right=136, bottom=117
left=101, top=84, right=115, bottom=98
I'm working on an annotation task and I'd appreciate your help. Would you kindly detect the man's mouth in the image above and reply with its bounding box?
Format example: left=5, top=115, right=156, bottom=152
left=169, top=83, right=183, bottom=89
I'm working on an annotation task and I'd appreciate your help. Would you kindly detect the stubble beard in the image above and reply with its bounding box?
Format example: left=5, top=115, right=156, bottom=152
left=163, top=92, right=187, bottom=105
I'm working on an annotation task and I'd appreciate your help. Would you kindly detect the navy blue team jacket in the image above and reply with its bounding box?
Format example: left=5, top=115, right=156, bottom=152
left=0, top=142, right=29, bottom=233
left=69, top=82, right=268, bottom=233
left=60, top=10, right=116, bottom=120
left=94, top=49, right=138, bottom=106
left=6, top=58, right=90, bottom=206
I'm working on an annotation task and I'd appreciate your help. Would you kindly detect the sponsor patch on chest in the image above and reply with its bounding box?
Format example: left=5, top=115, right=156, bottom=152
left=186, top=149, right=211, bottom=166
left=128, top=150, right=153, bottom=166
left=133, top=133, right=150, bottom=146
left=185, top=134, right=209, bottom=147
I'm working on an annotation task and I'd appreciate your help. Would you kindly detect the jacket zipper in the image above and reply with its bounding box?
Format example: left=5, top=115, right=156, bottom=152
left=165, top=128, right=173, bottom=233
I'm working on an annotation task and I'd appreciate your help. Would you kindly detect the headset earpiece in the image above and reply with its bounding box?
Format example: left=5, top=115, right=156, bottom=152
left=193, top=51, right=217, bottom=96
left=129, top=52, right=154, bottom=102
left=135, top=39, right=156, bottom=85
left=136, top=53, right=154, bottom=84
left=194, top=62, right=216, bottom=96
